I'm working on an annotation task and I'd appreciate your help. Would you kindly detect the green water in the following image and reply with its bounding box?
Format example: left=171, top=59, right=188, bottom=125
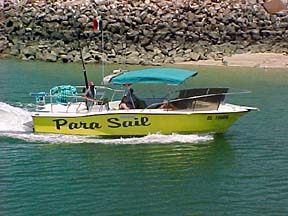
left=1, top=59, right=288, bottom=215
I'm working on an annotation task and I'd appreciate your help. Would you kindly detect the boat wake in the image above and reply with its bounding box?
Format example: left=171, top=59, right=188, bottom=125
left=0, top=102, right=33, bottom=132
left=0, top=102, right=214, bottom=145
left=2, top=132, right=214, bottom=145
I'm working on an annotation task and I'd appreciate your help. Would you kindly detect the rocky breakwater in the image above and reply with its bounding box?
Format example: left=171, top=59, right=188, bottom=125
left=1, top=0, right=288, bottom=65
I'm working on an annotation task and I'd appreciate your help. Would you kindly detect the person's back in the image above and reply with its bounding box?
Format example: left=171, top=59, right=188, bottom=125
left=85, top=81, right=95, bottom=110
left=126, top=88, right=138, bottom=109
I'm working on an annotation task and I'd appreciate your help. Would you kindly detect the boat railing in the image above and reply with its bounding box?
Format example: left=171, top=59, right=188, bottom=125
left=30, top=93, right=87, bottom=112
left=31, top=85, right=125, bottom=113
left=31, top=86, right=250, bottom=112
left=145, top=89, right=250, bottom=111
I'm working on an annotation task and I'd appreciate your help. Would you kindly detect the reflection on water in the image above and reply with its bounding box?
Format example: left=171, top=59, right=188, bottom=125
left=32, top=133, right=235, bottom=177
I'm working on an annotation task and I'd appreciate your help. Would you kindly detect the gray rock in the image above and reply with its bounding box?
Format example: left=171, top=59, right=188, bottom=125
left=59, top=55, right=69, bottom=63
left=174, top=56, right=186, bottom=63
left=44, top=51, right=57, bottom=62
left=22, top=46, right=37, bottom=58
left=189, top=52, right=201, bottom=61
left=0, top=37, right=9, bottom=52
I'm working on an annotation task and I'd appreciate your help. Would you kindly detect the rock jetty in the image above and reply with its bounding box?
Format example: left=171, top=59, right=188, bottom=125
left=1, top=0, right=288, bottom=65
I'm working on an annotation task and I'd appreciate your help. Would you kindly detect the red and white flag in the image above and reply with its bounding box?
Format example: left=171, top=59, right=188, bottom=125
left=93, top=18, right=102, bottom=31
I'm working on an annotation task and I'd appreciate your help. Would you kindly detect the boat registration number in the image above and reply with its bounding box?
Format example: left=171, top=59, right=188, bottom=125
left=207, top=115, right=229, bottom=120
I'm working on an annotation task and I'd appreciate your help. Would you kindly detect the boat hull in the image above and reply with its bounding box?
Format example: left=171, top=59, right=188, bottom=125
left=32, top=110, right=249, bottom=136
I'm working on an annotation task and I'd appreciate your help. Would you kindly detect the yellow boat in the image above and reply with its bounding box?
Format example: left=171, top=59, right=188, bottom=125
left=30, top=68, right=257, bottom=136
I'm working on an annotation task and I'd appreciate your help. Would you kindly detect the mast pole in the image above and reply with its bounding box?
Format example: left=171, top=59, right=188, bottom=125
left=69, top=0, right=89, bottom=89
left=101, top=26, right=104, bottom=83
left=78, top=39, right=89, bottom=89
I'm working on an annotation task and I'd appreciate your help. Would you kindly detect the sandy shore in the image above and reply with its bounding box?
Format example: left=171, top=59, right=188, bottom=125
left=179, top=53, right=288, bottom=68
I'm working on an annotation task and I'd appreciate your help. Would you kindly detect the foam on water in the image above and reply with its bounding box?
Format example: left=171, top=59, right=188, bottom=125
left=0, top=102, right=33, bottom=132
left=2, top=132, right=214, bottom=145
left=0, top=102, right=214, bottom=144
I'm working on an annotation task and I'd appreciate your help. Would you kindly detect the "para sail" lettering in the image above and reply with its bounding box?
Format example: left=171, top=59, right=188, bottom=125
left=52, top=117, right=151, bottom=130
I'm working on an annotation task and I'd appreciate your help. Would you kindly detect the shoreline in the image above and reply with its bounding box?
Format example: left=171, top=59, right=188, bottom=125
left=177, top=53, right=288, bottom=69
left=2, top=52, right=288, bottom=69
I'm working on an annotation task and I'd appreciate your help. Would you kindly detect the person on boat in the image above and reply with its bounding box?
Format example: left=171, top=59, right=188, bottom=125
left=119, top=95, right=129, bottom=110
left=126, top=88, right=139, bottom=109
left=159, top=98, right=177, bottom=110
left=126, top=88, right=145, bottom=109
left=85, top=81, right=96, bottom=110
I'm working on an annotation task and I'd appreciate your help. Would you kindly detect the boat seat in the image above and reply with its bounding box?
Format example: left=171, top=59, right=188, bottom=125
left=108, top=100, right=120, bottom=110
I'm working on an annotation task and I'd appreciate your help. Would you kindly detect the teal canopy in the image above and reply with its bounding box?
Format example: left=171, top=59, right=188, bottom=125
left=109, top=68, right=198, bottom=85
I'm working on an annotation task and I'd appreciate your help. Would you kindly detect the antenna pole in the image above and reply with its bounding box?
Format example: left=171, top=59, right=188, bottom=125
left=101, top=26, right=104, bottom=82
left=78, top=39, right=89, bottom=89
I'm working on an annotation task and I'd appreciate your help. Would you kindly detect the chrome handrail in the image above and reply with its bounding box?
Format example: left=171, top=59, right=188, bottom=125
left=145, top=90, right=251, bottom=110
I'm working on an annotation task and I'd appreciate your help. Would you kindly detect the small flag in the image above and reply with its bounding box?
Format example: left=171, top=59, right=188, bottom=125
left=93, top=18, right=102, bottom=31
